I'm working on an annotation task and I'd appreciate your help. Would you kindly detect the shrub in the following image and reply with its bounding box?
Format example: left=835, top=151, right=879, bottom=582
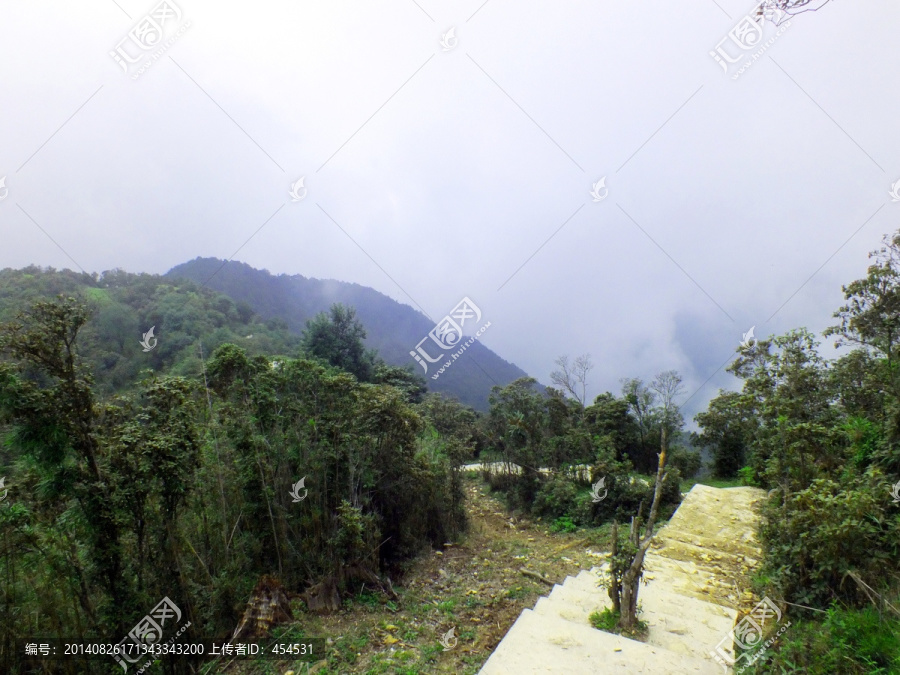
left=532, top=473, right=579, bottom=520
left=550, top=515, right=577, bottom=533
left=740, top=607, right=900, bottom=674
left=758, top=475, right=898, bottom=608
left=668, top=445, right=701, bottom=478
left=738, top=465, right=759, bottom=486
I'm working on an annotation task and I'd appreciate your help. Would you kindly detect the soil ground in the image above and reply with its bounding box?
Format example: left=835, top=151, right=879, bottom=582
left=218, top=474, right=614, bottom=675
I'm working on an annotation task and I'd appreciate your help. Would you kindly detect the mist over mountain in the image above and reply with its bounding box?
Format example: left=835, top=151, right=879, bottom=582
left=166, top=257, right=533, bottom=409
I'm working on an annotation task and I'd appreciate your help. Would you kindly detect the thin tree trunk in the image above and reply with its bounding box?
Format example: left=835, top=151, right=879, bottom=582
left=617, top=425, right=669, bottom=631
left=608, top=520, right=620, bottom=613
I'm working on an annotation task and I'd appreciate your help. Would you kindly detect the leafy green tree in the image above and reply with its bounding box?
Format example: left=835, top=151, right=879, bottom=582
left=0, top=296, right=130, bottom=631
left=694, top=390, right=754, bottom=478
left=826, top=232, right=900, bottom=471
left=488, top=377, right=547, bottom=469
left=415, top=393, right=477, bottom=449
left=621, top=377, right=658, bottom=471
left=372, top=361, right=427, bottom=404
left=730, top=329, right=840, bottom=491
left=301, top=303, right=376, bottom=382
left=584, top=393, right=638, bottom=462
left=826, top=232, right=900, bottom=400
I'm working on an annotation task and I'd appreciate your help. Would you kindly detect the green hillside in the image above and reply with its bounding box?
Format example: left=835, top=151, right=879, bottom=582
left=0, top=262, right=530, bottom=409
left=0, top=265, right=303, bottom=397
left=165, top=257, right=531, bottom=410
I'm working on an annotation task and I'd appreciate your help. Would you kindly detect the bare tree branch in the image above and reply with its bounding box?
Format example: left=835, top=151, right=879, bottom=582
left=550, top=354, right=594, bottom=407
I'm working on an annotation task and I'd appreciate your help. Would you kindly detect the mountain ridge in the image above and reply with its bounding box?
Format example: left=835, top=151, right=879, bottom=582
left=165, top=257, right=532, bottom=410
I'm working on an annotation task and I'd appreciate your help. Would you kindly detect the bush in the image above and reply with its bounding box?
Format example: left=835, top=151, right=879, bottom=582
left=532, top=474, right=579, bottom=520
left=738, top=465, right=759, bottom=486
left=668, top=446, right=701, bottom=478
left=589, top=468, right=682, bottom=524
left=740, top=607, right=900, bottom=674
left=550, top=515, right=577, bottom=533
left=758, top=475, right=899, bottom=608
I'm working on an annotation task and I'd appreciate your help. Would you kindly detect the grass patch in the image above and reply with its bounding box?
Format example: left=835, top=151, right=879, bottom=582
left=680, top=476, right=744, bottom=491
left=589, top=607, right=619, bottom=632
left=589, top=607, right=648, bottom=640
left=436, top=599, right=457, bottom=614
left=505, top=586, right=527, bottom=600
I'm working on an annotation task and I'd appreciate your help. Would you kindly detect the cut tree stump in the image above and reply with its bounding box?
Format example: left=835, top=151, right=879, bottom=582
left=230, top=575, right=294, bottom=640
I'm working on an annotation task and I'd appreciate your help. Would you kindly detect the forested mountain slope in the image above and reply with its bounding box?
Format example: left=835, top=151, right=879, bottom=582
left=0, top=261, right=532, bottom=408
left=166, top=257, right=531, bottom=409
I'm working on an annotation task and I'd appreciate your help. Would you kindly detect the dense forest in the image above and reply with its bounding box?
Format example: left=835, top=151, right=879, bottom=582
left=1, top=233, right=899, bottom=673
left=166, top=258, right=530, bottom=411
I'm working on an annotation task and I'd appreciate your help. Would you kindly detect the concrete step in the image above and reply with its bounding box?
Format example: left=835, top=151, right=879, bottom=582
left=650, top=536, right=755, bottom=570
left=536, top=576, right=735, bottom=663
left=477, top=484, right=763, bottom=674
left=533, top=594, right=604, bottom=624
left=640, top=554, right=739, bottom=606
left=478, top=608, right=727, bottom=674
left=563, top=571, right=735, bottom=627
left=538, top=584, right=610, bottom=620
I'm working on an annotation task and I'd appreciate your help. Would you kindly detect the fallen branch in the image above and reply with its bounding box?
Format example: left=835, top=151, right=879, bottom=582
left=519, top=567, right=554, bottom=587
left=553, top=537, right=590, bottom=554
left=845, top=571, right=900, bottom=619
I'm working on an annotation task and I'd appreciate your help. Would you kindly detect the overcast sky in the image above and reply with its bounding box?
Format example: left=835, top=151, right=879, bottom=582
left=1, top=0, right=899, bottom=424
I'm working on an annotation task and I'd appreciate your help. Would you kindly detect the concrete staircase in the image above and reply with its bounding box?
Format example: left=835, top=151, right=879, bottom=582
left=478, top=484, right=766, bottom=674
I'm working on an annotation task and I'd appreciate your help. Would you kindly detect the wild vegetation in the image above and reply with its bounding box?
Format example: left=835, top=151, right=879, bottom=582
left=2, top=230, right=900, bottom=673
left=692, top=234, right=900, bottom=673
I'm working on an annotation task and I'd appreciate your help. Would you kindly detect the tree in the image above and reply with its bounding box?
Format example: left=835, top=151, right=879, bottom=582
left=0, top=296, right=130, bottom=631
left=730, top=329, right=839, bottom=490
left=608, top=371, right=684, bottom=632
left=487, top=378, right=547, bottom=470
left=621, top=378, right=657, bottom=471
left=372, top=362, right=427, bottom=404
left=582, top=393, right=636, bottom=459
left=826, top=233, right=900, bottom=400
left=301, top=303, right=376, bottom=382
left=694, top=390, right=753, bottom=478
left=416, top=393, right=477, bottom=445
left=550, top=354, right=593, bottom=408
